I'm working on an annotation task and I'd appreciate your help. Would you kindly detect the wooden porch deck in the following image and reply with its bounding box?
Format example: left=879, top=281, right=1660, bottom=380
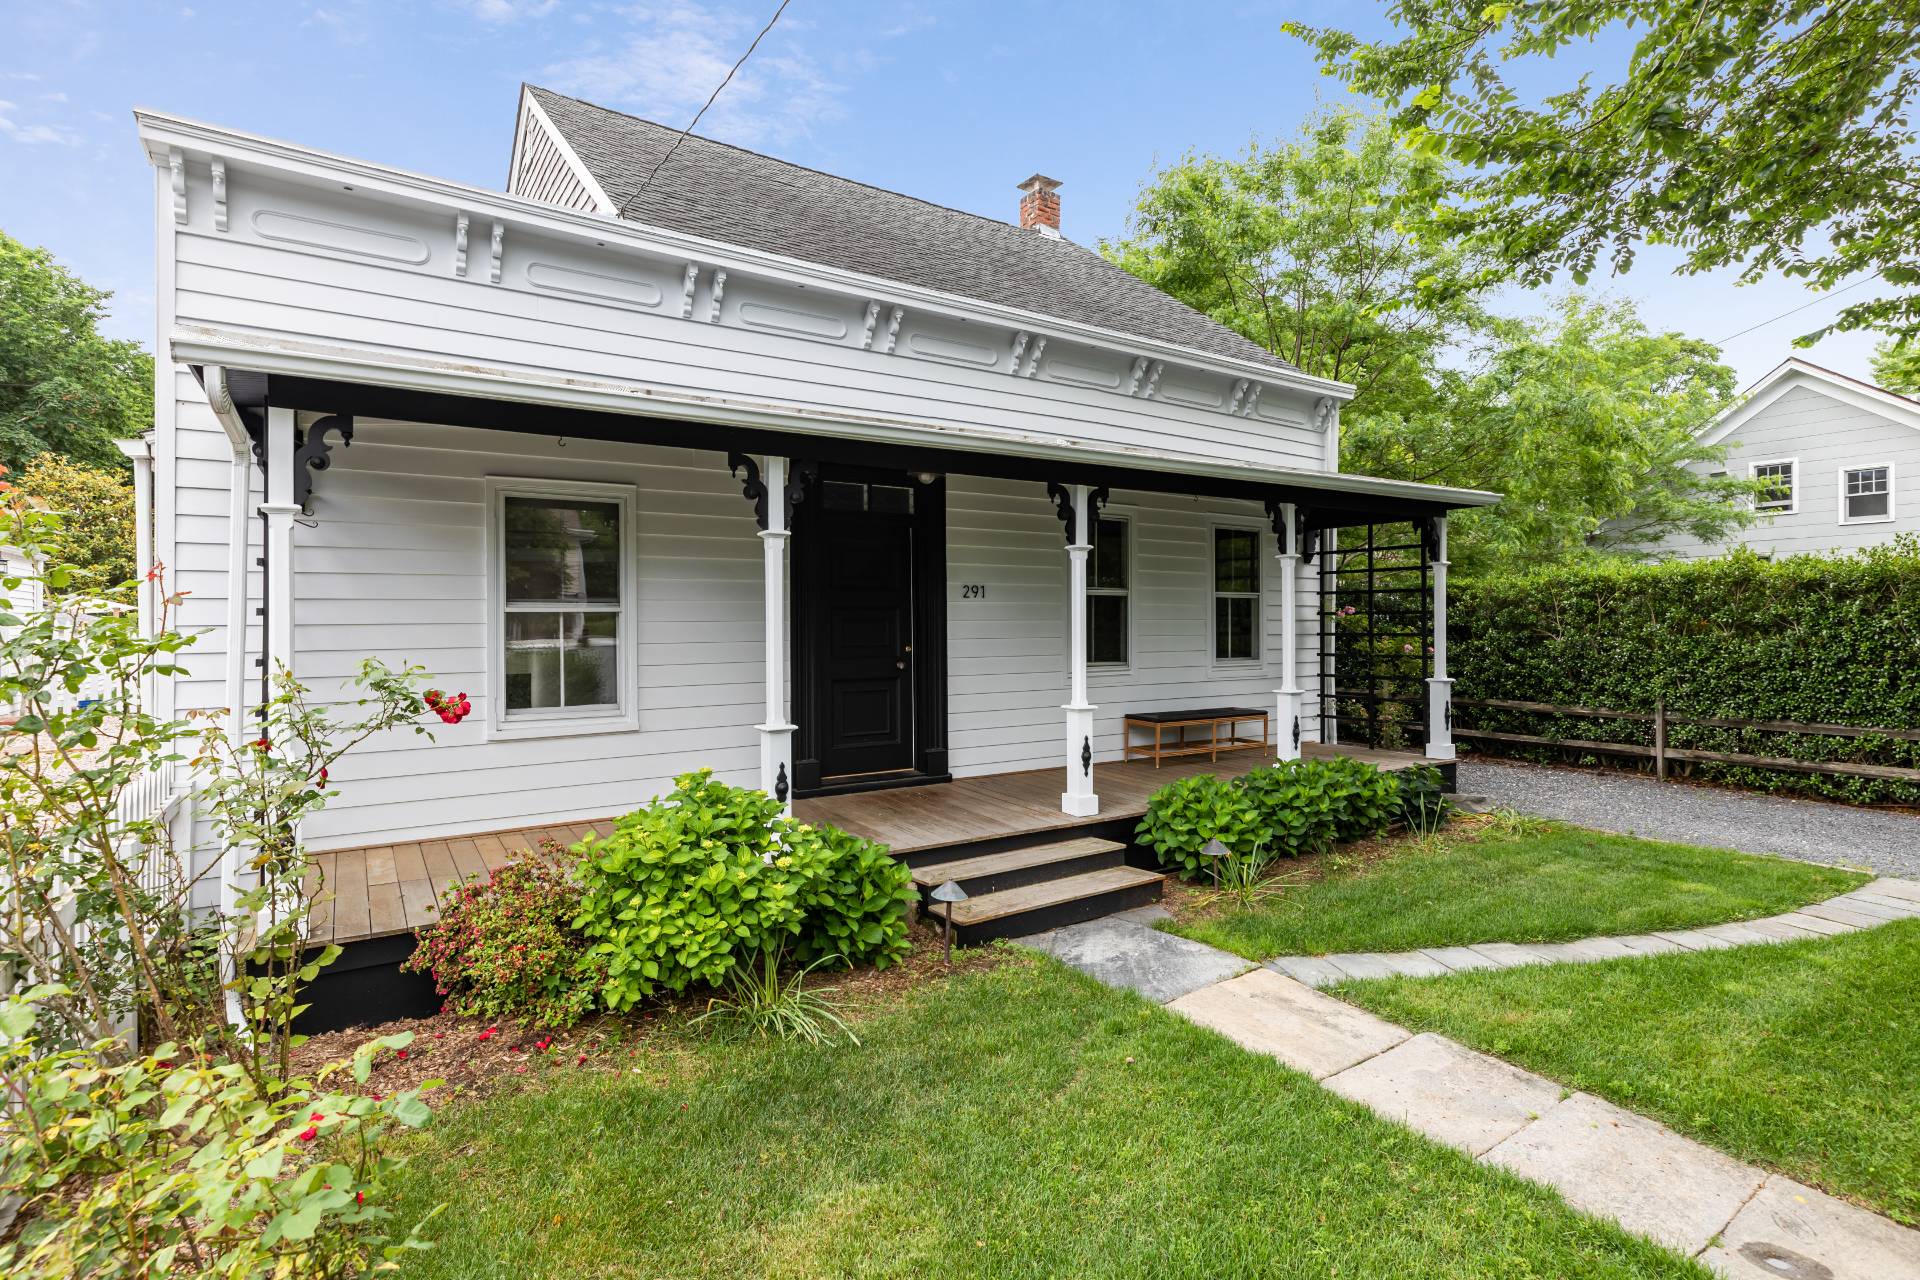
left=305, top=742, right=1429, bottom=948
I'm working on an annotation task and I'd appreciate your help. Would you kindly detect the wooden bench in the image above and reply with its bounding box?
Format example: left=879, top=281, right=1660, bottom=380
left=1123, top=707, right=1271, bottom=767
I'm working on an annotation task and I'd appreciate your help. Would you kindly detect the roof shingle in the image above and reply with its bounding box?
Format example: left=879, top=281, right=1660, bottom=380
left=526, top=86, right=1296, bottom=374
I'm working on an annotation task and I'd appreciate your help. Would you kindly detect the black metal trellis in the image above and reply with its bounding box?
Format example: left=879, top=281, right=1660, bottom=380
left=1317, top=523, right=1434, bottom=751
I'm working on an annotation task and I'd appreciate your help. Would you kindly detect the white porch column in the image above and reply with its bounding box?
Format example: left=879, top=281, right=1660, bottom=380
left=115, top=437, right=155, bottom=641
left=757, top=455, right=796, bottom=813
left=1274, top=502, right=1303, bottom=761
left=260, top=407, right=300, bottom=697
left=1426, top=515, right=1456, bottom=761
left=1061, top=483, right=1099, bottom=816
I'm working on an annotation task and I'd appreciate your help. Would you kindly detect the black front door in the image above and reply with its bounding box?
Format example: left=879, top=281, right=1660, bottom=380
left=816, top=479, right=917, bottom=778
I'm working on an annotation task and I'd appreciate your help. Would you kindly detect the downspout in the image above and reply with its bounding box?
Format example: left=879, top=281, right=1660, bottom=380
left=203, top=366, right=253, bottom=1027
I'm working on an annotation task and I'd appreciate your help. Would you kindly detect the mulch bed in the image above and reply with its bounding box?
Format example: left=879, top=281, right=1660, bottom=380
left=290, top=914, right=1013, bottom=1105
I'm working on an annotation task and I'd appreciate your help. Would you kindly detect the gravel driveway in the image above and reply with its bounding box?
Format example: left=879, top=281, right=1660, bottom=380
left=1457, top=759, right=1920, bottom=879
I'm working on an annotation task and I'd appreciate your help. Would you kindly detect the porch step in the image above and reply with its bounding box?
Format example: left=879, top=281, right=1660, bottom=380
left=911, top=837, right=1127, bottom=900
left=926, top=865, right=1167, bottom=945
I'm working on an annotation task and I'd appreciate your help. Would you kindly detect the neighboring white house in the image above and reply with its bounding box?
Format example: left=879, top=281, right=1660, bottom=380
left=1655, top=358, right=1920, bottom=560
left=131, top=86, right=1493, bottom=913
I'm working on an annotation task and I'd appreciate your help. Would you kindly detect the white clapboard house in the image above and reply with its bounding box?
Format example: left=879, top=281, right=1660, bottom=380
left=1654, top=358, right=1920, bottom=559
left=131, top=87, right=1494, bottom=1017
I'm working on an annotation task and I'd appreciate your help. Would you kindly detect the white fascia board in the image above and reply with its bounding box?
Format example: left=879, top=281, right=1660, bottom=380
left=1700, top=359, right=1920, bottom=447
left=132, top=108, right=1353, bottom=402
left=514, top=87, right=616, bottom=214
left=170, top=323, right=1494, bottom=510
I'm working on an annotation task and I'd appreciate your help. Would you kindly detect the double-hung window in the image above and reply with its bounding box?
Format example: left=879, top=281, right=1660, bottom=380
left=1840, top=465, right=1894, bottom=524
left=1751, top=460, right=1796, bottom=512
left=487, top=478, right=637, bottom=737
left=1087, top=516, right=1129, bottom=666
left=1213, top=527, right=1261, bottom=662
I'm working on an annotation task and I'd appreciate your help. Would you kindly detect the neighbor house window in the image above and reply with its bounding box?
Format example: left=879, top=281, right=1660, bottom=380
left=1840, top=464, right=1894, bottom=524
left=1213, top=527, right=1260, bottom=662
left=487, top=478, right=637, bottom=737
left=1087, top=517, right=1128, bottom=666
left=1751, top=460, right=1796, bottom=512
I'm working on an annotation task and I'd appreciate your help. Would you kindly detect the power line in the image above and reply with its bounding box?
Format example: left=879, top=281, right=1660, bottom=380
left=1712, top=273, right=1881, bottom=346
left=615, top=0, right=794, bottom=217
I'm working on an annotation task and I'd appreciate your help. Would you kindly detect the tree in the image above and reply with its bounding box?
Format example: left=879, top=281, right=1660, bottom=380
left=0, top=230, right=153, bottom=473
left=1100, top=108, right=1492, bottom=418
left=1870, top=337, right=1920, bottom=396
left=1289, top=3, right=1920, bottom=344
left=1346, top=294, right=1752, bottom=572
left=14, top=453, right=134, bottom=595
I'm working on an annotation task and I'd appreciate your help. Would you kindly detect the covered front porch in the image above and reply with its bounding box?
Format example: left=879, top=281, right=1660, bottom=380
left=305, top=740, right=1435, bottom=949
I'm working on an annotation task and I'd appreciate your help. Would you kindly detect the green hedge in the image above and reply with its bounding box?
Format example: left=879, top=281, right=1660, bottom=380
left=1450, top=540, right=1920, bottom=804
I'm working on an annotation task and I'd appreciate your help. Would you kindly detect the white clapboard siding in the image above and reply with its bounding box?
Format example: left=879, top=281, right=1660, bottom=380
left=508, top=101, right=603, bottom=213
left=168, top=173, right=1331, bottom=471
left=1660, top=384, right=1920, bottom=559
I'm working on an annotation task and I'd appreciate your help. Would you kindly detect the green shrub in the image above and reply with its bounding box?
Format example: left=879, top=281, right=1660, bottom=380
left=1312, top=755, right=1402, bottom=842
left=1453, top=541, right=1920, bottom=803
left=402, top=851, right=601, bottom=1030
left=572, top=770, right=916, bottom=1010
left=1395, top=764, right=1451, bottom=834
left=1239, top=761, right=1341, bottom=857
left=1134, top=772, right=1262, bottom=879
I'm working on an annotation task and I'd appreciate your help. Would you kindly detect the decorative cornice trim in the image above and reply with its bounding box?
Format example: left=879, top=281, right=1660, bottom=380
left=210, top=158, right=227, bottom=232
left=453, top=213, right=469, bottom=277
left=168, top=148, right=187, bottom=225
left=488, top=222, right=504, bottom=285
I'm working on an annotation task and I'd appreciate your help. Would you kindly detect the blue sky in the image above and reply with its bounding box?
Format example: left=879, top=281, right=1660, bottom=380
left=0, top=0, right=1885, bottom=390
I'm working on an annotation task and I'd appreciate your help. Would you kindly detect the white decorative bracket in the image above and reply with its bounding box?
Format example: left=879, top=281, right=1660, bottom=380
left=882, top=306, right=904, bottom=354
left=453, top=213, right=469, bottom=277
left=1314, top=395, right=1335, bottom=431
left=168, top=149, right=186, bottom=225
left=1125, top=357, right=1148, bottom=396
left=1140, top=360, right=1164, bottom=400
left=1242, top=384, right=1263, bottom=418
left=680, top=263, right=698, bottom=319
left=210, top=158, right=227, bottom=232
left=860, top=301, right=880, bottom=350
left=707, top=269, right=726, bottom=323
left=488, top=222, right=504, bottom=284
left=1024, top=335, right=1048, bottom=378
left=1226, top=378, right=1247, bottom=415
left=1009, top=331, right=1030, bottom=374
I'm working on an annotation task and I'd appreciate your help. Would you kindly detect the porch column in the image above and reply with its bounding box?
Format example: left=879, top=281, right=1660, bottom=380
left=1061, top=483, right=1099, bottom=816
left=1274, top=502, right=1303, bottom=761
left=260, top=407, right=300, bottom=700
left=757, top=455, right=796, bottom=813
left=1426, top=515, right=1456, bottom=761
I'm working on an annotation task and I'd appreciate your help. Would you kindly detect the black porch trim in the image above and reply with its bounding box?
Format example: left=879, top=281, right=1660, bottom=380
left=248, top=374, right=1481, bottom=529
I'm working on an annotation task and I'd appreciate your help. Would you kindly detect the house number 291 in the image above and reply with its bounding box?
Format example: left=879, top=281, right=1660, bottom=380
left=961, top=584, right=987, bottom=599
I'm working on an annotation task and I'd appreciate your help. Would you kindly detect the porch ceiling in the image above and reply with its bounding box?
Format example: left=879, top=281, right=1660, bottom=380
left=213, top=365, right=1498, bottom=528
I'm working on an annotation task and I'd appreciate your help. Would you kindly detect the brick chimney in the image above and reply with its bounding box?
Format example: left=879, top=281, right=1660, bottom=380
left=1018, top=174, right=1062, bottom=237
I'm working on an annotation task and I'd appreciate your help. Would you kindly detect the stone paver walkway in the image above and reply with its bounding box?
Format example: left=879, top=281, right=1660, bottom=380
left=1268, top=876, right=1920, bottom=988
left=1028, top=882, right=1920, bottom=1280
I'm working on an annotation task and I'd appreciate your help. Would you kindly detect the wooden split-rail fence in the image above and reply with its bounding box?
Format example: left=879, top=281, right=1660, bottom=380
left=1453, top=697, right=1920, bottom=785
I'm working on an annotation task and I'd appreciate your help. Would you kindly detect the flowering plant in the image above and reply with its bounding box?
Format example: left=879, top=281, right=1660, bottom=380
left=422, top=689, right=471, bottom=725
left=402, top=850, right=602, bottom=1030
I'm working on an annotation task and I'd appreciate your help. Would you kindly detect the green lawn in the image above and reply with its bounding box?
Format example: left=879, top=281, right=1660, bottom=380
left=385, top=958, right=1705, bottom=1278
left=1338, top=919, right=1920, bottom=1225
left=1164, top=821, right=1864, bottom=960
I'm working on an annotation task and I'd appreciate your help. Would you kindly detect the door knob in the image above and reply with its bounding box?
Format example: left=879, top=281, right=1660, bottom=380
left=895, top=660, right=907, bottom=669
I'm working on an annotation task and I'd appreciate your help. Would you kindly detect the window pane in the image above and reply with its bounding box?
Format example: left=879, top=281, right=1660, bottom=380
left=1088, top=594, right=1127, bottom=664
left=1215, top=596, right=1256, bottom=661
left=1091, top=519, right=1127, bottom=590
left=504, top=611, right=563, bottom=711
left=821, top=480, right=865, bottom=511
left=562, top=612, right=620, bottom=707
left=505, top=611, right=619, bottom=711
left=868, top=484, right=914, bottom=515
left=1215, top=529, right=1258, bottom=593
left=504, top=497, right=621, bottom=604
left=1754, top=463, right=1793, bottom=509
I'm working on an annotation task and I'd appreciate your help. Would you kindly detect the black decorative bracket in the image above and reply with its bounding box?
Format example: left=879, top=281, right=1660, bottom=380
left=1265, top=498, right=1292, bottom=556
left=1420, top=515, right=1443, bottom=563
left=728, top=453, right=814, bottom=531
left=774, top=762, right=790, bottom=804
left=293, top=415, right=353, bottom=508
left=1047, top=482, right=1074, bottom=543
left=1291, top=715, right=1301, bottom=750
left=1080, top=735, right=1093, bottom=777
left=1297, top=508, right=1322, bottom=566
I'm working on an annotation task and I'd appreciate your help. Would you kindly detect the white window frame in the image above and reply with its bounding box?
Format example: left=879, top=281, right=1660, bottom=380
left=1210, top=523, right=1264, bottom=667
left=484, top=476, right=640, bottom=741
left=1749, top=457, right=1799, bottom=514
left=1837, top=462, right=1896, bottom=526
left=1084, top=511, right=1134, bottom=672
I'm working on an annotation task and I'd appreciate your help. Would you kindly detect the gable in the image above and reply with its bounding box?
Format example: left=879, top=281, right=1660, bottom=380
left=1702, top=362, right=1920, bottom=448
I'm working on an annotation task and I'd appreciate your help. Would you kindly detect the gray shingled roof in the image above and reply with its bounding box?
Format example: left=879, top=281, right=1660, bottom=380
left=526, top=87, right=1297, bottom=374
